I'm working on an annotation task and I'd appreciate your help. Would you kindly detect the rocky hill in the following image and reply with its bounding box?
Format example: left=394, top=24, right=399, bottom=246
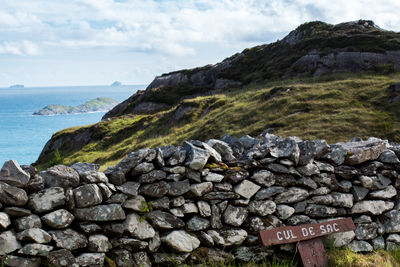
left=33, top=97, right=118, bottom=116
left=35, top=20, right=400, bottom=169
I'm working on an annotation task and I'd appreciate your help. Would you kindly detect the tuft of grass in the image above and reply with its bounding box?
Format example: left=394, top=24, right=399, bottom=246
left=328, top=247, right=400, bottom=267
left=35, top=72, right=400, bottom=170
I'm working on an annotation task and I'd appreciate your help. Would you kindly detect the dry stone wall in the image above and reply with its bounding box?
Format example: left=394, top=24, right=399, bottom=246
left=1, top=132, right=400, bottom=266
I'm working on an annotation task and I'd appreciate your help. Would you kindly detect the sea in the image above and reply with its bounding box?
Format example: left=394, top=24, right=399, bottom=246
left=0, top=85, right=145, bottom=166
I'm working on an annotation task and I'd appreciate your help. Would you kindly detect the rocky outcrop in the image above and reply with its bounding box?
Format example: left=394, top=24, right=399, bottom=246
left=3, top=132, right=400, bottom=264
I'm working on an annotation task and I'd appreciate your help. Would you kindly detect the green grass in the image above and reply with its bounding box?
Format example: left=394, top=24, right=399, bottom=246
left=35, top=72, right=400, bottom=170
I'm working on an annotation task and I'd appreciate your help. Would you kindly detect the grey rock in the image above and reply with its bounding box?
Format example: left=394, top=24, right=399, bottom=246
left=139, top=181, right=169, bottom=198
left=204, top=172, right=224, bottom=182
left=198, top=201, right=212, bottom=217
left=294, top=201, right=308, bottom=213
left=348, top=240, right=373, bottom=252
left=104, top=167, right=125, bottom=185
left=70, top=162, right=99, bottom=174
left=47, top=249, right=76, bottom=267
left=122, top=195, right=145, bottom=211
left=287, top=215, right=314, bottom=226
left=354, top=215, right=373, bottom=224
left=74, top=204, right=126, bottom=221
left=312, top=187, right=331, bottom=195
left=172, top=196, right=185, bottom=207
left=275, top=187, right=309, bottom=204
left=223, top=204, right=248, bottom=226
left=314, top=161, right=334, bottom=172
left=325, top=231, right=355, bottom=247
left=76, top=253, right=105, bottom=266
left=152, top=196, right=170, bottom=210
left=28, top=187, right=66, bottom=213
left=226, top=170, right=249, bottom=184
left=165, top=166, right=186, bottom=174
left=132, top=251, right=151, bottom=267
left=138, top=170, right=166, bottom=183
left=50, top=229, right=87, bottom=250
left=249, top=200, right=276, bottom=216
left=124, top=213, right=155, bottom=239
left=0, top=182, right=28, bottom=206
left=250, top=170, right=275, bottom=187
left=0, top=231, right=21, bottom=255
left=106, top=193, right=128, bottom=204
left=298, top=141, right=318, bottom=165
left=42, top=209, right=74, bottom=229
left=80, top=171, right=108, bottom=183
left=211, top=204, right=223, bottom=229
left=3, top=255, right=41, bottom=267
left=369, top=185, right=397, bottom=199
left=305, top=204, right=338, bottom=218
left=116, top=148, right=149, bottom=174
left=311, top=195, right=334, bottom=205
left=207, top=229, right=248, bottom=246
left=276, top=205, right=295, bottom=220
left=234, top=179, right=261, bottom=199
left=379, top=149, right=400, bottom=163
left=0, top=160, right=30, bottom=187
left=168, top=179, right=190, bottom=196
left=335, top=165, right=360, bottom=180
left=297, top=163, right=320, bottom=176
left=3, top=206, right=31, bottom=217
left=186, top=168, right=201, bottom=182
left=372, top=236, right=385, bottom=250
left=153, top=252, right=189, bottom=265
left=352, top=186, right=369, bottom=201
left=41, top=165, right=79, bottom=189
left=384, top=210, right=400, bottom=233
left=203, top=191, right=240, bottom=200
left=65, top=188, right=75, bottom=210
left=321, top=144, right=346, bottom=165
left=338, top=180, right=352, bottom=193
left=18, top=244, right=53, bottom=256
left=214, top=183, right=233, bottom=192
left=73, top=184, right=103, bottom=208
left=167, top=148, right=186, bottom=166
left=355, top=223, right=378, bottom=240
left=254, top=186, right=285, bottom=200
left=192, top=140, right=222, bottom=162
left=183, top=202, right=198, bottom=214
left=79, top=223, right=102, bottom=234
left=270, top=138, right=300, bottom=165
left=331, top=192, right=354, bottom=208
left=191, top=182, right=213, bottom=196
left=0, top=212, right=11, bottom=230
left=207, top=139, right=236, bottom=162
left=187, top=216, right=210, bottom=231
left=183, top=141, right=210, bottom=170
left=170, top=208, right=184, bottom=217
left=234, top=246, right=273, bottom=262
left=116, top=182, right=140, bottom=197
left=148, top=231, right=161, bottom=252
left=88, top=234, right=112, bottom=252
left=351, top=200, right=394, bottom=215
left=146, top=210, right=185, bottom=230
left=132, top=162, right=154, bottom=175
left=97, top=183, right=113, bottom=199
left=15, top=214, right=41, bottom=231
left=17, top=228, right=51, bottom=244
left=162, top=230, right=200, bottom=253
left=298, top=177, right=318, bottom=190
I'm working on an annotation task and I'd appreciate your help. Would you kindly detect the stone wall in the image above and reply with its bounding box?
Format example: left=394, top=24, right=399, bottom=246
left=1, top=132, right=400, bottom=266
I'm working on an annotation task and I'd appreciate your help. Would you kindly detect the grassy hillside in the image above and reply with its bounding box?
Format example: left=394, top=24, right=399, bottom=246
left=35, top=72, right=400, bottom=170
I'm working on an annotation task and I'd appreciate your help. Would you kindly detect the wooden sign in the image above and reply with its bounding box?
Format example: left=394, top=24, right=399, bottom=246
left=259, top=217, right=355, bottom=267
left=258, top=217, right=355, bottom=247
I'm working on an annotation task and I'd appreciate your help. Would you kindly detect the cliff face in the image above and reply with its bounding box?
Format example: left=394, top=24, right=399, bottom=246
left=103, top=20, right=400, bottom=119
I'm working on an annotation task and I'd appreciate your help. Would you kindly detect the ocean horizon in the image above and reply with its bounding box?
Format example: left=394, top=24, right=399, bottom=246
left=0, top=84, right=145, bottom=166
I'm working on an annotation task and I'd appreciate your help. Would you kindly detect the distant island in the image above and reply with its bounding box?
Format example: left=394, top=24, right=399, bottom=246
left=9, top=84, right=24, bottom=88
left=33, top=97, right=119, bottom=116
left=111, top=81, right=122, bottom=86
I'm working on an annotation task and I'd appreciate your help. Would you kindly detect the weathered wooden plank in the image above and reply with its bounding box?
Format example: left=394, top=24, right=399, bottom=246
left=297, top=237, right=329, bottom=267
left=259, top=217, right=355, bottom=247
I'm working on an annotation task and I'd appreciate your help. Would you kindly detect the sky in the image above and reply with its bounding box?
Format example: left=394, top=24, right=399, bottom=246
left=1, top=0, right=400, bottom=87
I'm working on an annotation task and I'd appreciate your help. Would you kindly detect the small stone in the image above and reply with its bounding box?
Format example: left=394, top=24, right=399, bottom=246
left=369, top=185, right=397, bottom=199
left=80, top=171, right=108, bottom=183
left=331, top=192, right=354, bottom=208
left=18, top=244, right=53, bottom=256
left=371, top=236, right=385, bottom=250
left=170, top=208, right=185, bottom=217
left=132, top=251, right=151, bottom=267
left=183, top=141, right=209, bottom=170
left=276, top=205, right=295, bottom=220
left=132, top=162, right=155, bottom=175
left=0, top=212, right=11, bottom=230
left=312, top=187, right=331, bottom=195
left=139, top=181, right=169, bottom=198
left=15, top=214, right=41, bottom=231
left=0, top=231, right=21, bottom=255
left=116, top=182, right=140, bottom=197
left=348, top=240, right=373, bottom=252
left=207, top=229, right=248, bottom=246
left=297, top=163, right=320, bottom=176
left=223, top=205, right=248, bottom=226
left=50, top=229, right=87, bottom=250
left=190, top=182, right=213, bottom=196
left=197, top=201, right=212, bottom=217
left=122, top=195, right=145, bottom=211
left=152, top=196, right=170, bottom=210
left=137, top=170, right=166, bottom=183
left=207, top=139, right=236, bottom=162
left=106, top=193, right=128, bottom=204
left=275, top=187, right=309, bottom=204
left=124, top=213, right=155, bottom=239
left=0, top=182, right=28, bottom=206
left=187, top=216, right=210, bottom=231
left=17, top=228, right=52, bottom=244
left=325, top=231, right=355, bottom=247
left=168, top=179, right=190, bottom=196
left=379, top=149, right=400, bottom=164
left=148, top=231, right=161, bottom=252
left=41, top=165, right=79, bottom=189
left=42, top=209, right=74, bottom=229
left=352, top=186, right=369, bottom=201
left=355, top=223, right=378, bottom=240
left=0, top=160, right=30, bottom=187
left=146, top=210, right=185, bottom=230
left=254, top=186, right=285, bottom=200
left=28, top=187, right=66, bottom=213
left=47, top=249, right=76, bottom=266
left=384, top=210, right=400, bottom=233
left=74, top=204, right=126, bottom=221
left=172, top=196, right=185, bottom=207
left=73, top=184, right=103, bottom=208
left=314, top=161, right=334, bottom=172
left=234, top=180, right=261, bottom=199
left=249, top=200, right=276, bottom=216
left=351, top=200, right=394, bottom=215
left=76, top=253, right=105, bottom=266
left=79, top=223, right=102, bottom=234
left=162, top=230, right=200, bottom=252
left=3, top=206, right=31, bottom=217
left=287, top=215, right=314, bottom=226
left=88, top=234, right=112, bottom=252
left=305, top=204, right=338, bottom=218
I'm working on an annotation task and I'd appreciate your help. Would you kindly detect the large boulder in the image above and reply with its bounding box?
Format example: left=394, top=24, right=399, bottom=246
left=41, top=165, right=80, bottom=189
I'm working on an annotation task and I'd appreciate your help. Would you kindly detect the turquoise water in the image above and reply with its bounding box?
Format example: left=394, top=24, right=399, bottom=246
left=0, top=85, right=144, bottom=166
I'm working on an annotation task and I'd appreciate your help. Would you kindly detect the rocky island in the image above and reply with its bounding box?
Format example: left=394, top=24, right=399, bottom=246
left=9, top=84, right=24, bottom=89
left=33, top=97, right=119, bottom=116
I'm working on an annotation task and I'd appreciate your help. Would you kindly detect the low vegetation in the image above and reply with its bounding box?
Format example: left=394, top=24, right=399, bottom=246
left=35, top=72, right=400, bottom=170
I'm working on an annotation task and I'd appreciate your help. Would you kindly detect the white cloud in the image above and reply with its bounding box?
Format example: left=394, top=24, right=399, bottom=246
left=0, top=40, right=39, bottom=56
